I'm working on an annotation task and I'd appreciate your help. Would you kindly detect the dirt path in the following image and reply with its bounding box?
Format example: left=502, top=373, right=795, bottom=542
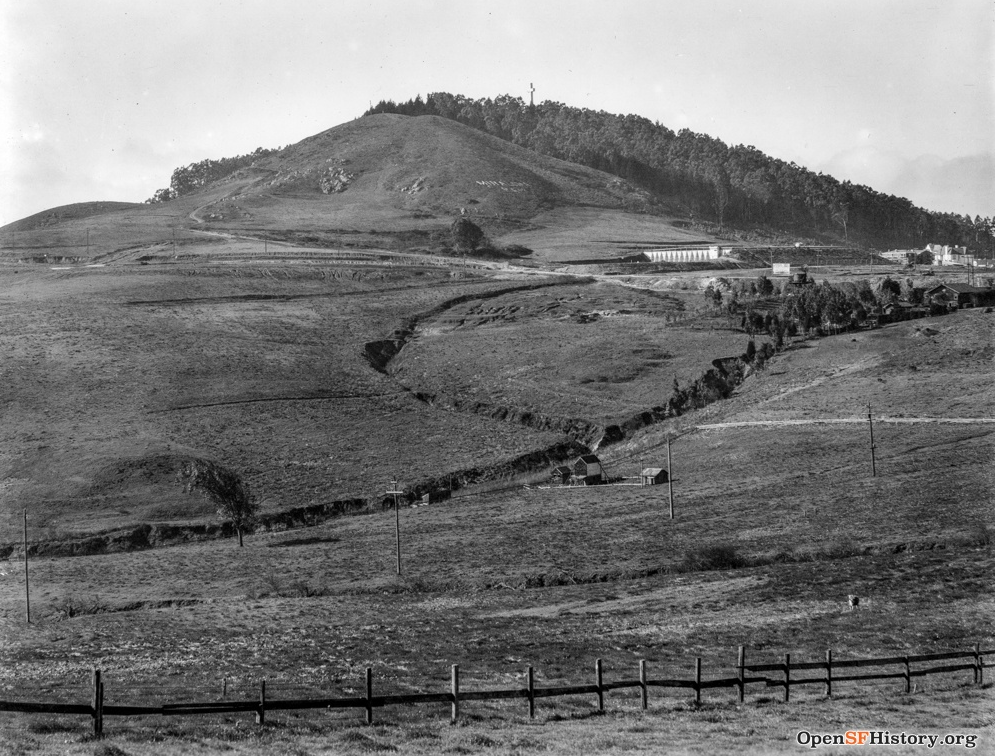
left=697, top=417, right=995, bottom=429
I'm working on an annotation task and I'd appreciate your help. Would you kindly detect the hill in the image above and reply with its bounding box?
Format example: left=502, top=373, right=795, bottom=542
left=365, top=94, right=995, bottom=254
left=3, top=115, right=708, bottom=265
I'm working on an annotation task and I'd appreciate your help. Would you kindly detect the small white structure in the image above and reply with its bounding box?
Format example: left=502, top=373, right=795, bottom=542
left=880, top=250, right=916, bottom=263
left=640, top=468, right=669, bottom=486
left=772, top=263, right=791, bottom=276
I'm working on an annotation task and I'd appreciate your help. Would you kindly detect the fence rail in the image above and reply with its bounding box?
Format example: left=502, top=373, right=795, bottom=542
left=1, top=645, right=989, bottom=737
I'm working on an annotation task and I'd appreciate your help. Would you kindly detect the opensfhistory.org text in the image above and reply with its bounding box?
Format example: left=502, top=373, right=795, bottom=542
left=796, top=731, right=979, bottom=749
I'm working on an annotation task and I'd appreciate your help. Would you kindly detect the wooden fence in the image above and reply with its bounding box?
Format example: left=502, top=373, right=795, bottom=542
left=1, top=644, right=989, bottom=737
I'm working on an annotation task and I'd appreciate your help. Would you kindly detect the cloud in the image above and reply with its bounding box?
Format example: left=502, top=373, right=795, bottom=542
left=821, top=148, right=994, bottom=218
left=891, top=154, right=994, bottom=218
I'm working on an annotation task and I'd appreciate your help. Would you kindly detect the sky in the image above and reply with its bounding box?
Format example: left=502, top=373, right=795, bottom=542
left=2, top=0, right=993, bottom=227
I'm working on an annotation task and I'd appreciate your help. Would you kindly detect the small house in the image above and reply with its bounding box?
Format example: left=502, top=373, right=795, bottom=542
left=572, top=454, right=603, bottom=485
left=924, top=283, right=995, bottom=309
left=551, top=465, right=572, bottom=485
left=640, top=468, right=669, bottom=486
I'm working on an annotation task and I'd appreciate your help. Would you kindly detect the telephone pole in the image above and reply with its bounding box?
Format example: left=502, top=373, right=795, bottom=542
left=867, top=403, right=877, bottom=477
left=23, top=510, right=30, bottom=623
left=386, top=479, right=404, bottom=575
left=667, top=437, right=674, bottom=519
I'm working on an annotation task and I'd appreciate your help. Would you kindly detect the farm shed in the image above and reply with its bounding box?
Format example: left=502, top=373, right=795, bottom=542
left=640, top=468, right=669, bottom=486
left=924, top=283, right=995, bottom=309
left=551, top=465, right=572, bottom=485
left=572, top=454, right=603, bottom=485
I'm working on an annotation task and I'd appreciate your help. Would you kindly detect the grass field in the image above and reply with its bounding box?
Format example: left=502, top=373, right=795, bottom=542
left=1, top=116, right=992, bottom=751
left=1, top=255, right=992, bottom=753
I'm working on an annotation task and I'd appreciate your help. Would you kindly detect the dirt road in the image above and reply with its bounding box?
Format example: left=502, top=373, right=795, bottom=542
left=697, top=417, right=995, bottom=429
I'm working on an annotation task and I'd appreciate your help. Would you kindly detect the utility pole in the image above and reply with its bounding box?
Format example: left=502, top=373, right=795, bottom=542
left=172, top=227, right=176, bottom=256
left=867, top=403, right=877, bottom=477
left=529, top=82, right=535, bottom=107
left=667, top=437, right=674, bottom=520
left=386, top=478, right=404, bottom=575
left=23, top=510, right=30, bottom=623
left=85, top=228, right=89, bottom=257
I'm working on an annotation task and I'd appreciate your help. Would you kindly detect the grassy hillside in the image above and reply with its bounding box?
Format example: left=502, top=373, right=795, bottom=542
left=0, top=265, right=585, bottom=538
left=0, top=111, right=992, bottom=753
left=0, top=115, right=679, bottom=266
left=0, top=293, right=991, bottom=753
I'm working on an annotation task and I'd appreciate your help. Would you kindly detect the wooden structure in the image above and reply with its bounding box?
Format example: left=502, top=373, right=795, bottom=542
left=572, top=454, right=603, bottom=485
left=640, top=468, right=669, bottom=486
left=550, top=466, right=572, bottom=485
left=924, top=283, right=995, bottom=309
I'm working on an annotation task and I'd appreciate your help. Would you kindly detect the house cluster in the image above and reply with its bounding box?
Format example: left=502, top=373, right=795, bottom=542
left=551, top=455, right=604, bottom=486
left=866, top=281, right=995, bottom=328
left=923, top=282, right=995, bottom=310
left=881, top=244, right=979, bottom=267
left=550, top=454, right=670, bottom=487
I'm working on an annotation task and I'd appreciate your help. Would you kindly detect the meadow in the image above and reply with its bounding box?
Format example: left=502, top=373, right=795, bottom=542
left=0, top=251, right=992, bottom=753
left=1, top=185, right=993, bottom=755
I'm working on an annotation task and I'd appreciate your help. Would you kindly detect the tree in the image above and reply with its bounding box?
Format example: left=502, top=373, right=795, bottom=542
left=756, top=273, right=774, bottom=297
left=450, top=217, right=484, bottom=255
left=145, top=187, right=177, bottom=203
left=878, top=276, right=901, bottom=304
left=180, top=459, right=257, bottom=547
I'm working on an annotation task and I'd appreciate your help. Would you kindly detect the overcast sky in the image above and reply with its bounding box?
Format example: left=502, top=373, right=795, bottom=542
left=2, top=0, right=992, bottom=226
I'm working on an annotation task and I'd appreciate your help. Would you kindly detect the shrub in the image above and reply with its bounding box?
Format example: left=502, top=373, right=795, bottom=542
left=678, top=544, right=747, bottom=572
left=52, top=595, right=107, bottom=620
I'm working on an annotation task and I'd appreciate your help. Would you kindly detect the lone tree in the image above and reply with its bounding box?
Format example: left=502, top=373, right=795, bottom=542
left=451, top=217, right=484, bottom=255
left=180, top=459, right=257, bottom=547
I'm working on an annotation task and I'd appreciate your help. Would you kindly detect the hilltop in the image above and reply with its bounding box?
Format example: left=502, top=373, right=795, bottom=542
left=5, top=96, right=993, bottom=266
left=3, top=114, right=718, bottom=264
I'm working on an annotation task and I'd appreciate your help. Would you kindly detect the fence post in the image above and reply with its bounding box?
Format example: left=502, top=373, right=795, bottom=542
left=98, top=677, right=104, bottom=736
left=527, top=666, right=535, bottom=720
left=737, top=646, right=745, bottom=704
left=365, top=667, right=373, bottom=725
left=694, top=658, right=701, bottom=705
left=904, top=656, right=911, bottom=694
left=451, top=664, right=460, bottom=724
left=222, top=677, right=228, bottom=700
left=257, top=680, right=266, bottom=725
left=783, top=654, right=790, bottom=703
left=639, top=660, right=648, bottom=710
left=595, top=658, right=604, bottom=712
left=974, top=643, right=981, bottom=685
left=91, top=669, right=103, bottom=738
left=825, top=649, right=832, bottom=698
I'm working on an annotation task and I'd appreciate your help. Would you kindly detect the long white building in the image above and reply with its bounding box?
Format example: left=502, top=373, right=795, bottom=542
left=644, top=245, right=723, bottom=263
